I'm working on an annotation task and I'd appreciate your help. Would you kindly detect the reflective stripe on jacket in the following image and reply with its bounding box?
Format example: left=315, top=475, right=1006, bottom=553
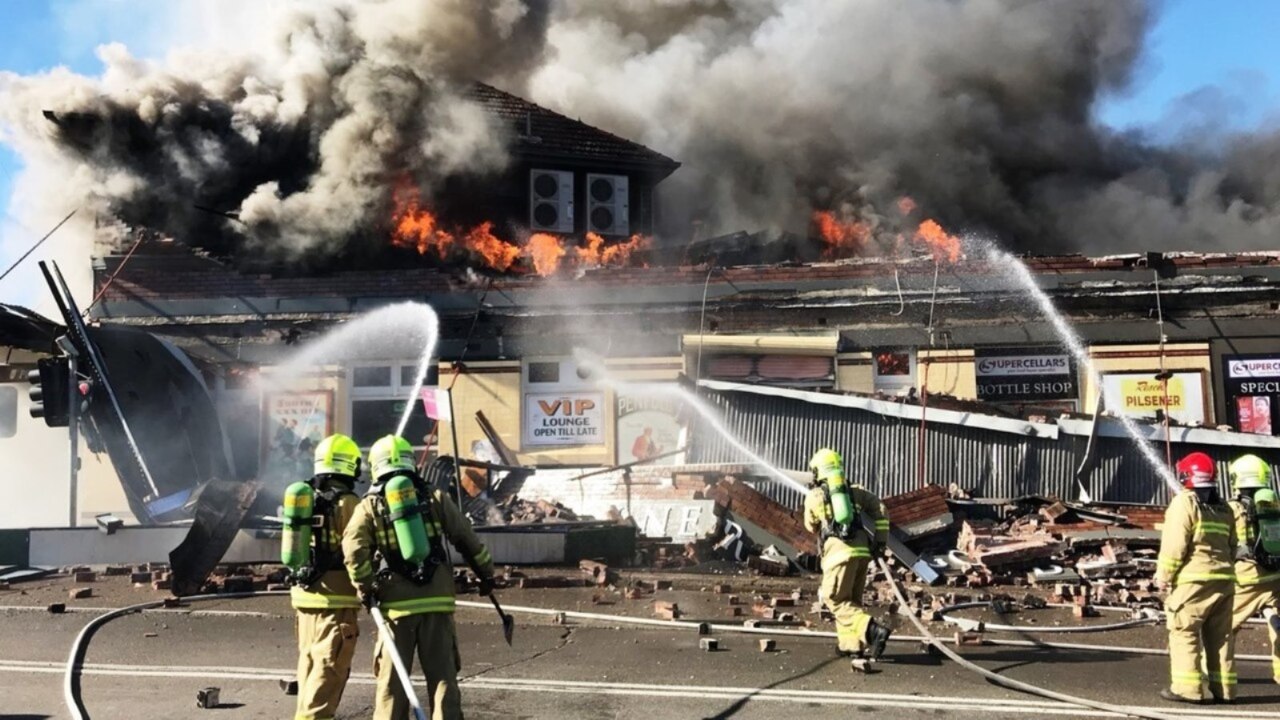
left=803, top=484, right=888, bottom=569
left=342, top=486, right=495, bottom=618
left=1157, top=490, right=1237, bottom=586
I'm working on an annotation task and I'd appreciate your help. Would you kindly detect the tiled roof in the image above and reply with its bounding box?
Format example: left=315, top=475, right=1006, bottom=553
left=465, top=83, right=679, bottom=173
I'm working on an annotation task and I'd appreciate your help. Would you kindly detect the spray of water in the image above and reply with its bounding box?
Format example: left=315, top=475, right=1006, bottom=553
left=261, top=301, right=440, bottom=438
left=572, top=349, right=807, bottom=495
left=981, top=244, right=1179, bottom=492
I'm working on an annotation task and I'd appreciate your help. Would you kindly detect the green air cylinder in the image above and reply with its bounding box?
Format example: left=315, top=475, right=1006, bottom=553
left=386, top=475, right=430, bottom=564
left=826, top=473, right=854, bottom=526
left=282, top=481, right=314, bottom=570
left=1256, top=489, right=1280, bottom=557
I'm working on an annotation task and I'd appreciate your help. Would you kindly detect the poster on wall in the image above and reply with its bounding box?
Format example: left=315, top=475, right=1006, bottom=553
left=1101, top=372, right=1207, bottom=425
left=1223, top=355, right=1280, bottom=435
left=617, top=392, right=685, bottom=466
left=262, top=391, right=333, bottom=481
left=974, top=346, right=1078, bottom=403
left=524, top=392, right=606, bottom=447
left=1237, top=396, right=1273, bottom=435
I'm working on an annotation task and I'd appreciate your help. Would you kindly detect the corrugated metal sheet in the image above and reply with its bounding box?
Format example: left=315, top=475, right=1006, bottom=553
left=688, top=386, right=1280, bottom=508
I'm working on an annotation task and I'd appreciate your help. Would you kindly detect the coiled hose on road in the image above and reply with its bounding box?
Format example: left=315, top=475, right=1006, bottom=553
left=65, top=583, right=1270, bottom=720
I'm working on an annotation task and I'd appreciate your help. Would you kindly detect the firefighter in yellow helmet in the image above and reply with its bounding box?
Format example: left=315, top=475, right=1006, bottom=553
left=342, top=435, right=495, bottom=720
left=282, top=434, right=364, bottom=720
left=802, top=448, right=892, bottom=664
left=1228, top=454, right=1280, bottom=683
left=1156, top=452, right=1238, bottom=705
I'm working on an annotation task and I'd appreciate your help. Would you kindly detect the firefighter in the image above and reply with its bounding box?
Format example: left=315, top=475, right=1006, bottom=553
left=1228, top=454, right=1280, bottom=683
left=1156, top=451, right=1238, bottom=705
left=802, top=448, right=892, bottom=663
left=283, top=434, right=364, bottom=720
left=342, top=435, right=495, bottom=720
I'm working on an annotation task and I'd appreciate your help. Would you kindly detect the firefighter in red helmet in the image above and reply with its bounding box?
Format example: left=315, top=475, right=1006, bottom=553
left=1156, top=452, right=1238, bottom=705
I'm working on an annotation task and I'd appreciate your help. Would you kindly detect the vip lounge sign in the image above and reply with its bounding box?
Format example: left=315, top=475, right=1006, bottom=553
left=524, top=393, right=606, bottom=447
left=974, top=347, right=1077, bottom=403
left=1102, top=372, right=1207, bottom=425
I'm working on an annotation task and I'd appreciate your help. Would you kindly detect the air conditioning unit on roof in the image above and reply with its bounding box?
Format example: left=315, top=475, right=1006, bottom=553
left=529, top=169, right=574, bottom=233
left=586, top=173, right=629, bottom=236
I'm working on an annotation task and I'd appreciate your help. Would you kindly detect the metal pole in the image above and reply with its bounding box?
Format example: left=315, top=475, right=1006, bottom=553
left=67, top=355, right=79, bottom=527
left=445, top=386, right=464, bottom=510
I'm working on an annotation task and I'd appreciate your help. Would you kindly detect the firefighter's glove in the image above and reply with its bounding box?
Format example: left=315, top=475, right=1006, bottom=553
left=357, top=585, right=376, bottom=611
left=478, top=576, right=495, bottom=597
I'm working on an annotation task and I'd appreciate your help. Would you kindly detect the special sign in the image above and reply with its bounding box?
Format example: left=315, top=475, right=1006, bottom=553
left=1222, top=355, right=1280, bottom=435
left=524, top=392, right=606, bottom=447
left=974, top=347, right=1077, bottom=403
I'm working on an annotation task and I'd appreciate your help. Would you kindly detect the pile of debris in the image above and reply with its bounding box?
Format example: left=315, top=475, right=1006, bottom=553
left=497, top=496, right=580, bottom=524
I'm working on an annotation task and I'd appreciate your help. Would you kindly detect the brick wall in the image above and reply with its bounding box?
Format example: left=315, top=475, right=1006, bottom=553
left=706, top=477, right=817, bottom=555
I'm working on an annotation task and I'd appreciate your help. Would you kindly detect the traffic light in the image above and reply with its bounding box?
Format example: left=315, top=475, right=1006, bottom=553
left=28, top=357, right=71, bottom=427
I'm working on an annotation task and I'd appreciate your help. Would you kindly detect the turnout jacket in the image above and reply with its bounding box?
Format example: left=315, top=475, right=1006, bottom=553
left=342, top=486, right=494, bottom=619
left=1157, top=489, right=1237, bottom=587
left=803, top=485, right=889, bottom=572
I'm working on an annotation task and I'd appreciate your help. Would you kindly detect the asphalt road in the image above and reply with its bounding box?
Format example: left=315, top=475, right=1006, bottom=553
left=4, top=577, right=1280, bottom=719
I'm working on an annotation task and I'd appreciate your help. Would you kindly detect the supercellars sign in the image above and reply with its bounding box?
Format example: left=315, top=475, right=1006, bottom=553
left=974, top=347, right=1078, bottom=403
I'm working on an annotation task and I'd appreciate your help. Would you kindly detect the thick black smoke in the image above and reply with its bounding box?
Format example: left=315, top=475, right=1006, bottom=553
left=2, top=0, right=1279, bottom=259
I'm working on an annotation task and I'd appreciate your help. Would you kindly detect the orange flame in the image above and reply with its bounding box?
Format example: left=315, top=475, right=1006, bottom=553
left=913, top=219, right=962, bottom=263
left=525, top=233, right=567, bottom=275
left=391, top=186, right=648, bottom=276
left=812, top=200, right=963, bottom=263
left=812, top=210, right=871, bottom=259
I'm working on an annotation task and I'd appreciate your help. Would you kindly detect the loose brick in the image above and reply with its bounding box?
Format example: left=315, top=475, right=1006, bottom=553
left=653, top=601, right=679, bottom=620
left=130, top=572, right=151, bottom=584
left=73, top=571, right=97, bottom=583
left=152, top=579, right=172, bottom=591
left=47, top=603, right=66, bottom=614
left=69, top=587, right=92, bottom=599
left=655, top=580, right=673, bottom=591
left=221, top=576, right=253, bottom=594
left=699, top=638, right=719, bottom=652
left=103, top=565, right=130, bottom=577
left=758, top=639, right=776, bottom=652
left=711, top=584, right=730, bottom=594
left=770, top=597, right=795, bottom=608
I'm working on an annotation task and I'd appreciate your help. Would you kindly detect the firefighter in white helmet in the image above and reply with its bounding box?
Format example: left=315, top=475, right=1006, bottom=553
left=1228, top=454, right=1280, bottom=683
left=343, top=435, right=494, bottom=720
left=1157, top=452, right=1238, bottom=705
left=281, top=434, right=363, bottom=720
left=803, top=448, right=892, bottom=665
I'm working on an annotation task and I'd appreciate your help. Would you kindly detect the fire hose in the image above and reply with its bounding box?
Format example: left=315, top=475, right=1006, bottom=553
left=64, top=587, right=1274, bottom=718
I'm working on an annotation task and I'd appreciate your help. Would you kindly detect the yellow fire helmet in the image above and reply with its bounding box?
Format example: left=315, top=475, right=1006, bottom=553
left=369, top=434, right=416, bottom=480
left=808, top=448, right=843, bottom=481
left=313, top=434, right=362, bottom=477
left=1230, top=454, right=1274, bottom=492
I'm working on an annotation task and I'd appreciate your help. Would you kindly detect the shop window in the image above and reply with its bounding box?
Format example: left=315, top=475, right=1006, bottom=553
left=349, top=362, right=440, bottom=449
left=872, top=348, right=917, bottom=395
left=705, top=354, right=834, bottom=389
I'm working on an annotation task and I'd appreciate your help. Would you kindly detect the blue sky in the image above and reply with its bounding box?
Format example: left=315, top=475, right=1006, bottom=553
left=2, top=0, right=1279, bottom=284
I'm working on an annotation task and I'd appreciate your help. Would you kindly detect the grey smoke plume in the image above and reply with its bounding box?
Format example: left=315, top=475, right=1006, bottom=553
left=2, top=0, right=1279, bottom=260
left=0, top=0, right=549, bottom=259
left=528, top=0, right=1279, bottom=252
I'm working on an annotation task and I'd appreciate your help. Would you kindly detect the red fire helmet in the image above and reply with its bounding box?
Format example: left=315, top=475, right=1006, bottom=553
left=1176, top=452, right=1217, bottom=489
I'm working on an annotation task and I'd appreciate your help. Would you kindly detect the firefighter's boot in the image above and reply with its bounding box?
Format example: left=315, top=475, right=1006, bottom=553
left=865, top=619, right=892, bottom=660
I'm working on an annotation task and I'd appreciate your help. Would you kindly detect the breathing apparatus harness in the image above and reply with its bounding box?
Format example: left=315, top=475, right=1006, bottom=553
left=370, top=469, right=449, bottom=587
left=1237, top=489, right=1280, bottom=571
left=815, top=473, right=860, bottom=545
left=282, top=471, right=359, bottom=588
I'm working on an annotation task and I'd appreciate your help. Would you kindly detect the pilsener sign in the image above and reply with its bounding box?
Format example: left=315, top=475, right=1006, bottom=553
left=974, top=347, right=1078, bottom=403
